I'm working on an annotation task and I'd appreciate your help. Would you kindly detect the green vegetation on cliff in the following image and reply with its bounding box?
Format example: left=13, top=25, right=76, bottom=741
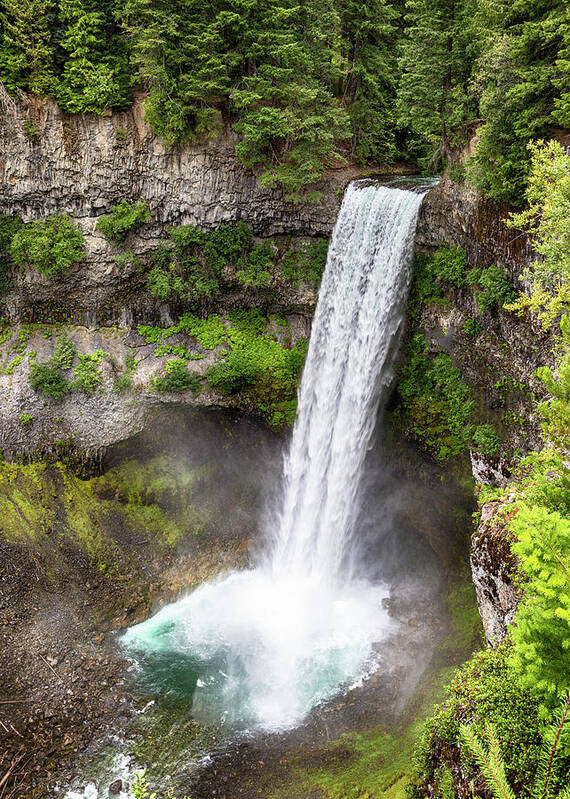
left=409, top=150, right=570, bottom=798
left=395, top=244, right=526, bottom=463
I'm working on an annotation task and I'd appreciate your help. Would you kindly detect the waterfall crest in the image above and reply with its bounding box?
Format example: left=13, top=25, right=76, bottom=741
left=122, top=180, right=430, bottom=731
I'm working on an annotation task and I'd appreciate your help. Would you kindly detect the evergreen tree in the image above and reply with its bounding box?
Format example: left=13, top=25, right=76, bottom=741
left=338, top=0, right=400, bottom=162
left=396, top=0, right=478, bottom=168
left=468, top=0, right=568, bottom=203
left=0, top=0, right=57, bottom=94
left=57, top=0, right=133, bottom=112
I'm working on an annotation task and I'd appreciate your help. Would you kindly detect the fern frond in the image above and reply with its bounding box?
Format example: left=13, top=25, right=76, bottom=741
left=460, top=724, right=517, bottom=799
left=536, top=693, right=570, bottom=799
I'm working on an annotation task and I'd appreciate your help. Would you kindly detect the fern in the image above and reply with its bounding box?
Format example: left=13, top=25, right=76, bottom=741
left=459, top=723, right=516, bottom=799
left=460, top=694, right=570, bottom=799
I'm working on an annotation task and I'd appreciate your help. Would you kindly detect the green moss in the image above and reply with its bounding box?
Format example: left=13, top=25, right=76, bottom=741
left=0, top=459, right=198, bottom=568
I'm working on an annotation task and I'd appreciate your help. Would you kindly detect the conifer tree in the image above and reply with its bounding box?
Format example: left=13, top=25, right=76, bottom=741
left=57, top=0, right=132, bottom=112
left=338, top=0, right=400, bottom=162
left=396, top=0, right=478, bottom=168
left=0, top=0, right=56, bottom=94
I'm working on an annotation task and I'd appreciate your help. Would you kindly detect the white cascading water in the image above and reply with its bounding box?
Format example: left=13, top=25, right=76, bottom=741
left=122, top=181, right=429, bottom=731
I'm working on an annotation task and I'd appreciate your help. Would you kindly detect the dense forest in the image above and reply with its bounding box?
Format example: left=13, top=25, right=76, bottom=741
left=0, top=0, right=568, bottom=201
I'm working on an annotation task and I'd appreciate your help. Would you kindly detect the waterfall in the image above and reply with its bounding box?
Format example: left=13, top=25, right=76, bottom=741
left=267, top=182, right=427, bottom=582
left=122, top=180, right=430, bottom=731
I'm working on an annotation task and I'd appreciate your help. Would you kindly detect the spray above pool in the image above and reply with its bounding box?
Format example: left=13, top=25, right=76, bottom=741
left=122, top=180, right=432, bottom=731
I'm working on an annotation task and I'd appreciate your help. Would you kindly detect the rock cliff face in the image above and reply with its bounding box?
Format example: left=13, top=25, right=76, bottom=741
left=416, top=175, right=535, bottom=279
left=0, top=93, right=351, bottom=324
left=471, top=498, right=519, bottom=644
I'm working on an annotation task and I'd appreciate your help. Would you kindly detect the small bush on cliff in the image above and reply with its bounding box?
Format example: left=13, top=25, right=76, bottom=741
left=146, top=222, right=256, bottom=302
left=467, top=264, right=515, bottom=313
left=152, top=359, right=202, bottom=393
left=72, top=350, right=105, bottom=393
left=50, top=329, right=75, bottom=370
left=236, top=241, right=273, bottom=287
left=397, top=334, right=475, bottom=461
left=0, top=214, right=22, bottom=295
left=471, top=423, right=500, bottom=457
left=430, top=245, right=468, bottom=288
left=281, top=238, right=329, bottom=287
left=29, top=362, right=69, bottom=397
left=96, top=200, right=151, bottom=243
left=9, top=214, right=85, bottom=277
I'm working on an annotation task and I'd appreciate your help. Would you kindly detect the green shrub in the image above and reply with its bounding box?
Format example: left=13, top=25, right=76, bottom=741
left=153, top=359, right=202, bottom=393
left=462, top=318, right=483, bottom=336
left=0, top=215, right=23, bottom=295
left=281, top=238, right=329, bottom=287
left=203, top=221, right=253, bottom=273
left=175, top=314, right=227, bottom=349
left=447, top=162, right=466, bottom=183
left=206, top=317, right=307, bottom=425
left=9, top=215, right=85, bottom=277
left=73, top=351, right=105, bottom=393
left=23, top=118, right=40, bottom=141
left=18, top=413, right=33, bottom=425
left=30, top=363, right=68, bottom=397
left=50, top=330, right=75, bottom=369
left=430, top=245, right=468, bottom=288
left=413, top=643, right=543, bottom=795
left=471, top=423, right=500, bottom=457
left=467, top=264, right=515, bottom=313
left=236, top=241, right=273, bottom=287
left=397, top=334, right=475, bottom=461
left=96, top=200, right=151, bottom=243
left=113, top=352, right=138, bottom=393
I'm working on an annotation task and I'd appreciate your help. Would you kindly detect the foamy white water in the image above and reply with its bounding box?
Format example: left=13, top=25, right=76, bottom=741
left=122, top=180, right=429, bottom=731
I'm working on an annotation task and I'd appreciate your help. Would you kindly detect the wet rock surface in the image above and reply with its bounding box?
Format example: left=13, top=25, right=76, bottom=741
left=471, top=498, right=519, bottom=645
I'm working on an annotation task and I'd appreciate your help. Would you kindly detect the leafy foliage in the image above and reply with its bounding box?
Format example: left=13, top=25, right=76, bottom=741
left=430, top=245, right=468, bottom=288
left=0, top=214, right=22, bottom=295
left=467, top=264, right=516, bottom=314
left=50, top=329, right=75, bottom=370
left=96, top=200, right=151, bottom=243
left=152, top=358, right=202, bottom=393
left=281, top=238, right=329, bottom=287
left=397, top=333, right=486, bottom=461
left=506, top=142, right=570, bottom=330
left=510, top=504, right=570, bottom=710
left=29, top=362, right=69, bottom=397
left=460, top=694, right=570, bottom=799
left=72, top=350, right=105, bottom=393
left=413, top=644, right=544, bottom=794
left=9, top=214, right=85, bottom=277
